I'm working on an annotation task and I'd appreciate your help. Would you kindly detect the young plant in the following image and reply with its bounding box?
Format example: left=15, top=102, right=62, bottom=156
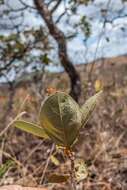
left=13, top=91, right=102, bottom=189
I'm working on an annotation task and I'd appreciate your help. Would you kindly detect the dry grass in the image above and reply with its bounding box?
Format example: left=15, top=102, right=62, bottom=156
left=0, top=55, right=127, bottom=190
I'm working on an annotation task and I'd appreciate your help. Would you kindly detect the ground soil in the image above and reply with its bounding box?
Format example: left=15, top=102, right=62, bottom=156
left=0, top=55, right=127, bottom=190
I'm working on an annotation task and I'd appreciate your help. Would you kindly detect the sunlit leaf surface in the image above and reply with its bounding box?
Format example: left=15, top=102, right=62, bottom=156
left=14, top=120, right=49, bottom=139
left=81, top=91, right=102, bottom=128
left=39, top=92, right=82, bottom=147
left=50, top=155, right=60, bottom=166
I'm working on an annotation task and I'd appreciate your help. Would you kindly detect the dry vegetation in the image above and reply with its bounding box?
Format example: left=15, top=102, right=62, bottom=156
left=0, top=55, right=127, bottom=190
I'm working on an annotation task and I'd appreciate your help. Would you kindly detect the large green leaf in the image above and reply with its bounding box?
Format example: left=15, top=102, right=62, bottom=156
left=81, top=91, right=102, bottom=128
left=14, top=120, right=49, bottom=139
left=39, top=92, right=82, bottom=147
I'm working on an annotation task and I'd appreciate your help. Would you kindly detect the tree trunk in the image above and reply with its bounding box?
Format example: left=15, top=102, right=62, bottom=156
left=34, top=0, right=81, bottom=102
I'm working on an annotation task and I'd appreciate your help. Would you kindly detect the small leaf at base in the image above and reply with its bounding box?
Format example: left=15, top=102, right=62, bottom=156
left=50, top=155, right=60, bottom=166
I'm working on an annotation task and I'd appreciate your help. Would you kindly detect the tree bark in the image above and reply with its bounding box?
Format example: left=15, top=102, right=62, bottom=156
left=34, top=0, right=81, bottom=102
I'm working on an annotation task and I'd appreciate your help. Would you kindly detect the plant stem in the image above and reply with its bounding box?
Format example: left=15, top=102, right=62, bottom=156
left=68, top=152, right=77, bottom=190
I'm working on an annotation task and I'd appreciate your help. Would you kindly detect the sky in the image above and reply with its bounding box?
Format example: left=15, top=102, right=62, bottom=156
left=49, top=0, right=127, bottom=71
left=0, top=0, right=127, bottom=73
left=59, top=0, right=127, bottom=63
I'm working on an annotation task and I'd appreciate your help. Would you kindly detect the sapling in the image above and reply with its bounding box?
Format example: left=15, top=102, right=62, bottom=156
left=13, top=91, right=102, bottom=190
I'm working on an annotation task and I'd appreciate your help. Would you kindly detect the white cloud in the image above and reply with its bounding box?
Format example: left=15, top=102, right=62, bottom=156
left=0, top=0, right=127, bottom=71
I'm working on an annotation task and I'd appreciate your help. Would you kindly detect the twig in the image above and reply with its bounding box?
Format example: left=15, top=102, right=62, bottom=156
left=0, top=138, right=5, bottom=164
left=88, top=0, right=112, bottom=81
left=39, top=144, right=55, bottom=184
left=0, top=93, right=29, bottom=137
left=0, top=111, right=26, bottom=137
left=67, top=151, right=77, bottom=190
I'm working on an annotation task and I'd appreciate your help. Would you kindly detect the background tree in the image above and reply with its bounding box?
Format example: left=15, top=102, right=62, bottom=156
left=0, top=0, right=127, bottom=101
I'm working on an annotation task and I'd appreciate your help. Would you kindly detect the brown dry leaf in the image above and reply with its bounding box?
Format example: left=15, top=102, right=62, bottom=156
left=119, top=148, right=127, bottom=156
left=0, top=185, right=48, bottom=190
left=48, top=174, right=69, bottom=183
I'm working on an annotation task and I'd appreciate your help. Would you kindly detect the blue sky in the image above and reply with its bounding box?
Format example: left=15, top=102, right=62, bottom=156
left=48, top=0, right=127, bottom=71
left=0, top=0, right=127, bottom=73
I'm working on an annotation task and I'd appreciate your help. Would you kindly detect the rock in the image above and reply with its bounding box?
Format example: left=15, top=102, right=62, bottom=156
left=0, top=185, right=48, bottom=190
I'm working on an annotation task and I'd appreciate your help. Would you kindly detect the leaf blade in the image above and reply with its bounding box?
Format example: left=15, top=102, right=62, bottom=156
left=39, top=92, right=82, bottom=147
left=0, top=160, right=14, bottom=178
left=13, top=120, right=49, bottom=139
left=81, top=91, right=102, bottom=128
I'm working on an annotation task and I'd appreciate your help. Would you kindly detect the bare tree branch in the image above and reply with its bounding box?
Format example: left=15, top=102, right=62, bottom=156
left=34, top=0, right=81, bottom=102
left=18, top=0, right=36, bottom=9
left=51, top=0, right=62, bottom=14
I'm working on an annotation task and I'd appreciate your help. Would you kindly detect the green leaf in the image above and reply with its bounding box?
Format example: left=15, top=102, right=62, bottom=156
left=39, top=92, right=82, bottom=147
left=14, top=120, right=49, bottom=139
left=0, top=160, right=14, bottom=178
left=50, top=155, right=60, bottom=166
left=0, top=0, right=4, bottom=5
left=40, top=53, right=51, bottom=65
left=81, top=91, right=102, bottom=128
left=48, top=174, right=69, bottom=183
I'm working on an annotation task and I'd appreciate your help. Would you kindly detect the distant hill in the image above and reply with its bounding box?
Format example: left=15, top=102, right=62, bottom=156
left=0, top=54, right=127, bottom=90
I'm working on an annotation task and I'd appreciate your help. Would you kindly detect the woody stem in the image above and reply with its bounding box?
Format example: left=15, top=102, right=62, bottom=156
left=67, top=151, right=77, bottom=190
